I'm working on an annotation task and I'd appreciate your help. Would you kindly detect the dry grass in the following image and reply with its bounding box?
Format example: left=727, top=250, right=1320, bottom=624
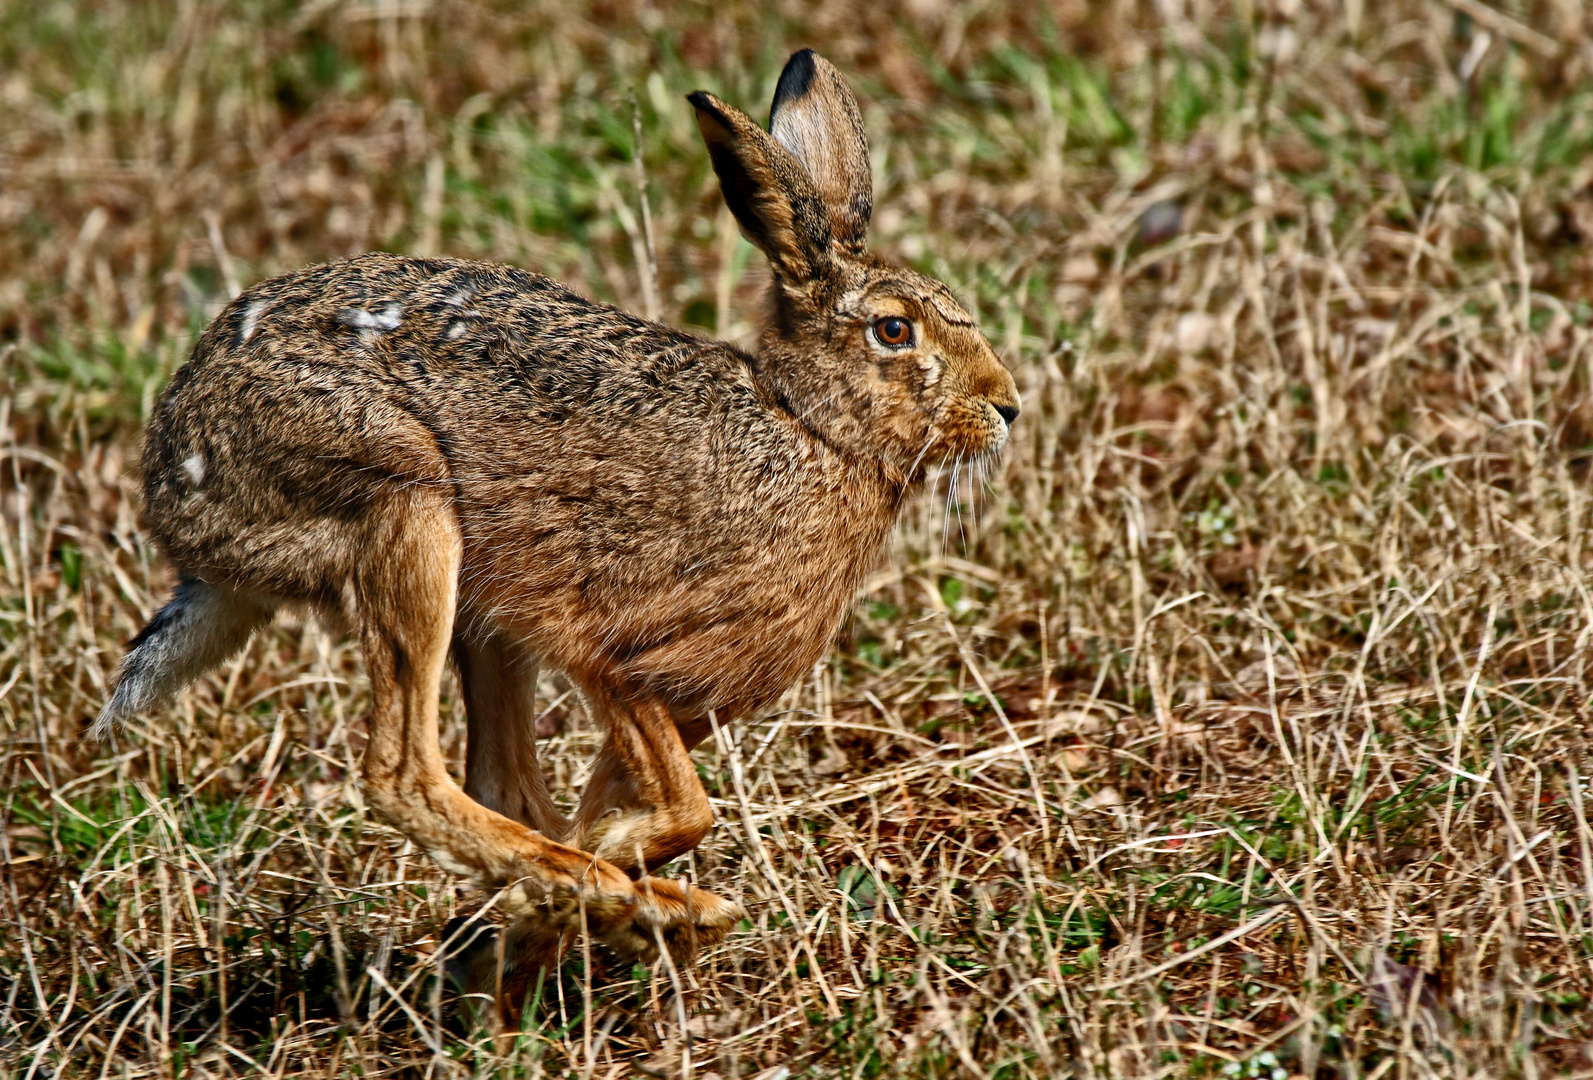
left=5, top=1, right=1593, bottom=1076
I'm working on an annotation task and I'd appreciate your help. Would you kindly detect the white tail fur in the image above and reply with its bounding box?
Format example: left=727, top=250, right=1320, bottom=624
left=93, top=579, right=275, bottom=738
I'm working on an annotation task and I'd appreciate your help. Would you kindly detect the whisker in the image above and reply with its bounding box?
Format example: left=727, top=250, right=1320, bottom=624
left=936, top=450, right=955, bottom=557
left=907, top=431, right=937, bottom=481
left=953, top=452, right=968, bottom=552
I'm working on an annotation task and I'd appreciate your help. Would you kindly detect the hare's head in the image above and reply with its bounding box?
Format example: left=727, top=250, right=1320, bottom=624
left=690, top=50, right=1019, bottom=482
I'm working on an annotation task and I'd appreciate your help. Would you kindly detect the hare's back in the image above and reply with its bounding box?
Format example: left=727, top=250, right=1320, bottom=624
left=139, top=253, right=782, bottom=597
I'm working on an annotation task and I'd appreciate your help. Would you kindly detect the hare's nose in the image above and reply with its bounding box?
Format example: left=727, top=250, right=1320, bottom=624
left=994, top=402, right=1019, bottom=426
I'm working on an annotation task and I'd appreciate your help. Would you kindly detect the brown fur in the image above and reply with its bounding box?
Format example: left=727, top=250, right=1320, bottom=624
left=100, top=50, right=1018, bottom=1005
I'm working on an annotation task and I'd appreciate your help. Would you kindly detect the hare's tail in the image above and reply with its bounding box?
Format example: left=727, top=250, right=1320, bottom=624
left=93, top=578, right=276, bottom=739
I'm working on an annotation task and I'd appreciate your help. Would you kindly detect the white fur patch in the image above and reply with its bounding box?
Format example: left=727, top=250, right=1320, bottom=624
left=918, top=353, right=941, bottom=388
left=239, top=298, right=268, bottom=342
left=181, top=453, right=206, bottom=485
left=446, top=320, right=468, bottom=340
left=337, top=303, right=404, bottom=332
left=445, top=288, right=471, bottom=307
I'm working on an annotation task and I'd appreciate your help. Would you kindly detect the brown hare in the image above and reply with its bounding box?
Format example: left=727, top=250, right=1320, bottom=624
left=97, top=50, right=1018, bottom=973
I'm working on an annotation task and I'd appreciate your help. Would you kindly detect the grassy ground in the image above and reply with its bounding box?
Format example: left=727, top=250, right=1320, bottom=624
left=4, top=0, right=1593, bottom=1076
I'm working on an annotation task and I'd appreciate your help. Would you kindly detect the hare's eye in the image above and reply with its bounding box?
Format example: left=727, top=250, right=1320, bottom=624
left=872, top=316, right=914, bottom=348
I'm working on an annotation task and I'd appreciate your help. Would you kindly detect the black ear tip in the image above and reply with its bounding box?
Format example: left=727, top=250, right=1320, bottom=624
left=772, top=48, right=819, bottom=112
left=688, top=91, right=733, bottom=130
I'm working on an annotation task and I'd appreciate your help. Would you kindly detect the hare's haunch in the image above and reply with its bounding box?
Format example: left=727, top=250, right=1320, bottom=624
left=99, top=49, right=1018, bottom=989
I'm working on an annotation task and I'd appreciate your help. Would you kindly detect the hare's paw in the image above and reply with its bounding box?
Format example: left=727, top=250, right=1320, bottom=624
left=495, top=859, right=739, bottom=964
left=599, top=877, right=743, bottom=962
left=501, top=851, right=638, bottom=925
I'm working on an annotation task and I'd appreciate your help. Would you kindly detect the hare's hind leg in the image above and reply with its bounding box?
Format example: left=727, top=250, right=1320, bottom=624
left=448, top=633, right=571, bottom=1017
left=354, top=491, right=716, bottom=960
left=455, top=634, right=569, bottom=839
left=356, top=491, right=599, bottom=885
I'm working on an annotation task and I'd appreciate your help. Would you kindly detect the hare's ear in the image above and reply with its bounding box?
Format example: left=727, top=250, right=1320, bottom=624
left=690, top=90, right=833, bottom=283
left=769, top=50, right=871, bottom=254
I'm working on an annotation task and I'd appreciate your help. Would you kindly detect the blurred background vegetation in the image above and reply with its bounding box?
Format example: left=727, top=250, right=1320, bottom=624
left=4, top=0, right=1591, bottom=422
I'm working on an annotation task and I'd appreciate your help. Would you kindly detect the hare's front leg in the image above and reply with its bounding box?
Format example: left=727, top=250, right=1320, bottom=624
left=573, top=702, right=715, bottom=871
left=352, top=492, right=699, bottom=957
left=570, top=700, right=744, bottom=954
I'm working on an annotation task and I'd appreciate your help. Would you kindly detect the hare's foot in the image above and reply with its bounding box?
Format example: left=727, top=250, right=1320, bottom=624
left=602, top=877, right=744, bottom=962
left=446, top=878, right=741, bottom=1029
left=504, top=870, right=741, bottom=963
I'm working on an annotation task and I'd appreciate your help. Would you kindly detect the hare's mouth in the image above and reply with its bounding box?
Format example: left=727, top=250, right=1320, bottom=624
left=904, top=420, right=1008, bottom=487
left=950, top=399, right=1016, bottom=457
